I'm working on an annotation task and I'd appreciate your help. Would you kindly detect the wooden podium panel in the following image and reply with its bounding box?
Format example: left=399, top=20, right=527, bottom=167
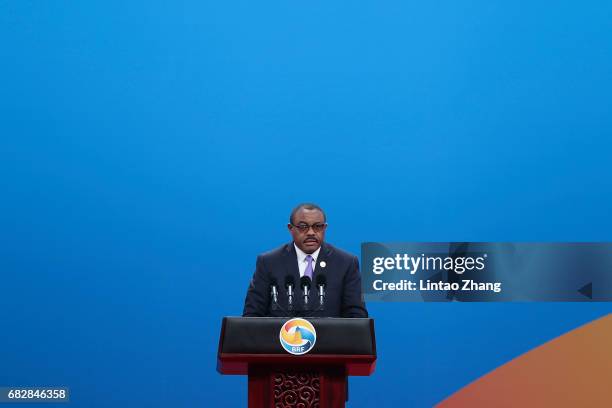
left=248, top=365, right=345, bottom=408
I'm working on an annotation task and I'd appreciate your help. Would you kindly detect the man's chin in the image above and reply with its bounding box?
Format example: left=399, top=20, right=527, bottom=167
left=302, top=241, right=320, bottom=253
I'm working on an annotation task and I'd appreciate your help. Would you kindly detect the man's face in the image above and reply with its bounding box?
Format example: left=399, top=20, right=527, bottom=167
left=288, top=208, right=327, bottom=254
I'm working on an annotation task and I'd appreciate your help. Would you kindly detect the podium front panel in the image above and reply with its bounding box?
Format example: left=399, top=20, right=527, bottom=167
left=219, top=317, right=375, bottom=356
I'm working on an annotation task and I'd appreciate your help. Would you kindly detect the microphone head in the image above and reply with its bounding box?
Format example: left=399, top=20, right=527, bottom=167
left=285, top=275, right=295, bottom=288
left=270, top=278, right=278, bottom=287
left=300, top=276, right=312, bottom=289
left=315, top=274, right=327, bottom=286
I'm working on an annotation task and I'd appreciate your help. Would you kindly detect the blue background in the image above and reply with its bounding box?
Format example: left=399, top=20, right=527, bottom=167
left=1, top=1, right=611, bottom=406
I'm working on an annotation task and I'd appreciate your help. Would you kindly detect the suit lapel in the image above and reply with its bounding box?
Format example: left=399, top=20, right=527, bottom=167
left=283, top=243, right=301, bottom=285
left=314, top=242, right=333, bottom=279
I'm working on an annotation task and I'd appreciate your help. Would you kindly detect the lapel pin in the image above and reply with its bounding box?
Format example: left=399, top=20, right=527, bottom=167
left=320, top=261, right=327, bottom=268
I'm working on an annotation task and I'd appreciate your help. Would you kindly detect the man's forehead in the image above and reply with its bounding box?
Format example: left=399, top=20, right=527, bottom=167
left=294, top=209, right=324, bottom=222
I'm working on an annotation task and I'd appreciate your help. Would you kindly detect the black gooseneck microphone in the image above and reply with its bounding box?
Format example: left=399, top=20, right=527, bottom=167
left=315, top=274, right=327, bottom=310
left=285, top=275, right=295, bottom=311
left=270, top=278, right=279, bottom=311
left=300, top=276, right=312, bottom=310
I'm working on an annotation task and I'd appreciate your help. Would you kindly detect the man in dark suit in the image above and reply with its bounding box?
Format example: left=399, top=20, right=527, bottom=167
left=243, top=203, right=368, bottom=317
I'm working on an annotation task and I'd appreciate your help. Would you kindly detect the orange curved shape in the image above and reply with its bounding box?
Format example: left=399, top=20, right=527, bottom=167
left=281, top=327, right=303, bottom=345
left=438, top=313, right=612, bottom=408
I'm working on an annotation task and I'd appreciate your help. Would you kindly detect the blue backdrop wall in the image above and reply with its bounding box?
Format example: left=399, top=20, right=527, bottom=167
left=1, top=1, right=611, bottom=407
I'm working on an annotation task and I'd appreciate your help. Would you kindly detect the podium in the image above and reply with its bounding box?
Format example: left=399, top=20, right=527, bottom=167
left=217, top=317, right=376, bottom=408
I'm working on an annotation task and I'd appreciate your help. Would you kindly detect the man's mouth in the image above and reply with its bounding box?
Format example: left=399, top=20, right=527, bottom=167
left=304, top=239, right=318, bottom=244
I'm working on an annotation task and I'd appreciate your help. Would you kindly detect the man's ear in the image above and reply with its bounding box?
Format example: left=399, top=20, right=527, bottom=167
left=287, top=223, right=293, bottom=232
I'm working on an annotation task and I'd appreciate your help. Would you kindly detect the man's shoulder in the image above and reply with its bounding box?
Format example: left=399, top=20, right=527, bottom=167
left=258, top=243, right=292, bottom=260
left=322, top=243, right=357, bottom=262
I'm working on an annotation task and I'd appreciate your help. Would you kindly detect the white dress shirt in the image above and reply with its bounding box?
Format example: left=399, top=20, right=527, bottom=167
left=294, top=243, right=321, bottom=277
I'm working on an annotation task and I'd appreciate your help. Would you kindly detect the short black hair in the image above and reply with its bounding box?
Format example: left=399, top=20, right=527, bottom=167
left=289, top=203, right=327, bottom=224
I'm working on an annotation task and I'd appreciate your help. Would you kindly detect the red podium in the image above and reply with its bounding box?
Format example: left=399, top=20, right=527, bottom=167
left=217, top=317, right=376, bottom=408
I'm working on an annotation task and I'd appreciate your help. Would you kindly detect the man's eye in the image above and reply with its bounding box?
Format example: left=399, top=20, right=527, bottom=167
left=298, top=225, right=309, bottom=230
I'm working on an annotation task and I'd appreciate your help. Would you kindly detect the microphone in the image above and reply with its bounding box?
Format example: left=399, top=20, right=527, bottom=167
left=300, top=276, right=312, bottom=310
left=316, top=274, right=327, bottom=310
left=285, top=276, right=295, bottom=311
left=270, top=279, right=279, bottom=311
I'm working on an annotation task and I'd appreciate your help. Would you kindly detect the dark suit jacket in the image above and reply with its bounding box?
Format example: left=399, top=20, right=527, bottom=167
left=242, top=242, right=368, bottom=317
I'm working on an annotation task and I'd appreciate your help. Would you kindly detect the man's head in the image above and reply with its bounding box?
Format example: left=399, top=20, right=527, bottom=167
left=288, top=203, right=327, bottom=254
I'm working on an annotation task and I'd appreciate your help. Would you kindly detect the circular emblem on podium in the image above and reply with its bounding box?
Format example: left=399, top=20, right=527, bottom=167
left=279, top=318, right=317, bottom=355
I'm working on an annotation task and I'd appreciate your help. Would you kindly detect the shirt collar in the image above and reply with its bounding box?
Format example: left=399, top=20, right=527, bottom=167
left=294, top=242, right=321, bottom=264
